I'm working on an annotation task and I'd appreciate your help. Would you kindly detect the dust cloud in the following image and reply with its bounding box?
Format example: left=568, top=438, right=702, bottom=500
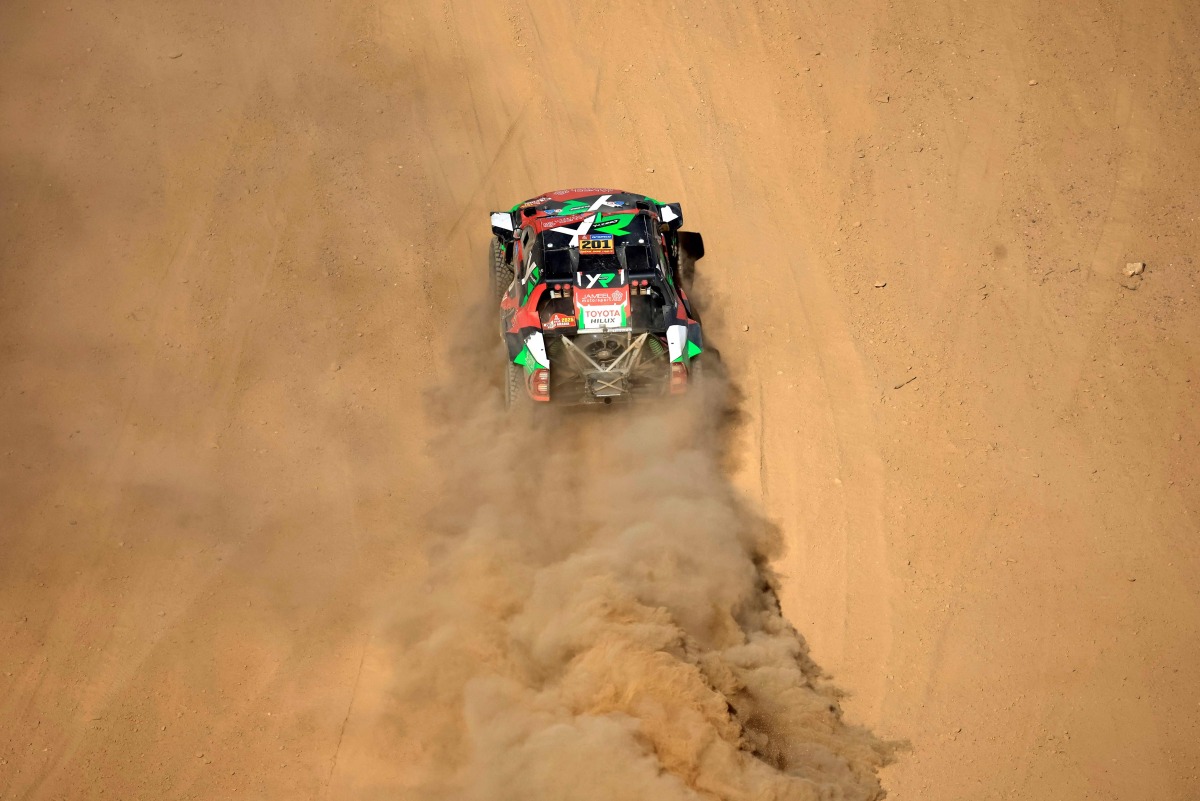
left=391, top=310, right=892, bottom=801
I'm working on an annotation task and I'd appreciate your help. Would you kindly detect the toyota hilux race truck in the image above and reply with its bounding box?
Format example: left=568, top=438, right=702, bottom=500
left=490, top=188, right=711, bottom=406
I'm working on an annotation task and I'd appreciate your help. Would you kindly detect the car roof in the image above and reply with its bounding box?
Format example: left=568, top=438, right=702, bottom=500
left=510, top=190, right=660, bottom=240
left=510, top=187, right=653, bottom=211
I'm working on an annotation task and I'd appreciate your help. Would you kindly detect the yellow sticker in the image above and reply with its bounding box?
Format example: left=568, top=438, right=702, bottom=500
left=579, top=235, right=615, bottom=255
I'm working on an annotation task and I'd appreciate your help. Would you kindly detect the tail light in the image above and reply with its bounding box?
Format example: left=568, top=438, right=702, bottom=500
left=670, top=363, right=688, bottom=394
left=530, top=369, right=551, bottom=402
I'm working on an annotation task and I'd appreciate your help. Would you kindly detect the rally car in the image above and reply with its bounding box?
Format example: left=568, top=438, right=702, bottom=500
left=490, top=188, right=711, bottom=406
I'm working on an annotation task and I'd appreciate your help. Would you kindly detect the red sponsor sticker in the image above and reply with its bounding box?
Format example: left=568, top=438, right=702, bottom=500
left=535, top=212, right=591, bottom=231
left=574, top=287, right=625, bottom=305
left=550, top=187, right=621, bottom=197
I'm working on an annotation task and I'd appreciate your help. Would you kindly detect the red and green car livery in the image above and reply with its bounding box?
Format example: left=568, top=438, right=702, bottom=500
left=490, top=188, right=709, bottom=405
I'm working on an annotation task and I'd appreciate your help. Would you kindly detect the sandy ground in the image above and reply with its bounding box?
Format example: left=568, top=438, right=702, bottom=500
left=3, top=0, right=1199, bottom=799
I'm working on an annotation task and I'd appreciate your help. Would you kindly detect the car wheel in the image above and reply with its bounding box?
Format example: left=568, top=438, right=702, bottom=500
left=504, top=361, right=525, bottom=409
left=490, top=237, right=513, bottom=303
left=689, top=348, right=721, bottom=386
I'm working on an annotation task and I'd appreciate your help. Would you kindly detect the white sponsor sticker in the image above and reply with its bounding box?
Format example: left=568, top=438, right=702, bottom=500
left=580, top=305, right=626, bottom=330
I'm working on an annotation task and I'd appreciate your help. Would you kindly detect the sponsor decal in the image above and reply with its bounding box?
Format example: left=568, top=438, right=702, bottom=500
left=537, top=212, right=592, bottom=232
left=579, top=304, right=627, bottom=331
left=557, top=195, right=628, bottom=216
left=520, top=259, right=538, bottom=283
left=557, top=199, right=591, bottom=216
left=581, top=272, right=617, bottom=288
left=575, top=286, right=625, bottom=305
left=592, top=212, right=634, bottom=237
left=541, top=204, right=634, bottom=240
left=579, top=234, right=615, bottom=255
left=543, top=313, right=577, bottom=330
left=522, top=264, right=541, bottom=301
left=550, top=187, right=619, bottom=197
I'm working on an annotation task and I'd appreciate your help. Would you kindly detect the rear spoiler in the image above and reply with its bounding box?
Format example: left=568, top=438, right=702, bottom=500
left=494, top=200, right=696, bottom=251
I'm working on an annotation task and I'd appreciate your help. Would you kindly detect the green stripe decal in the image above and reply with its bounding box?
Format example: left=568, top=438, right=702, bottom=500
left=673, top=341, right=703, bottom=363
left=592, top=212, right=635, bottom=237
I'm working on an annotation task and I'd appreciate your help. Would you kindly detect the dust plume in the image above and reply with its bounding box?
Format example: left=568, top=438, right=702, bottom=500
left=395, top=309, right=892, bottom=800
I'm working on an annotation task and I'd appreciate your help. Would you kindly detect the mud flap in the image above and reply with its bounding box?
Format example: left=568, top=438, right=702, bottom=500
left=678, top=231, right=705, bottom=261
left=667, top=323, right=703, bottom=363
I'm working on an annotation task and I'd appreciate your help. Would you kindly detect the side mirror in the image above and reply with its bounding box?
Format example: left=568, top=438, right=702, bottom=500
left=678, top=231, right=705, bottom=261
left=657, top=202, right=684, bottom=231
left=490, top=211, right=516, bottom=241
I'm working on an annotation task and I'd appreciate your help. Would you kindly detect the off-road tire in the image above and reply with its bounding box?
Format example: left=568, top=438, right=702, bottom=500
left=679, top=254, right=696, bottom=291
left=490, top=237, right=513, bottom=303
left=671, top=231, right=704, bottom=292
left=504, top=361, right=525, bottom=409
left=689, top=347, right=722, bottom=385
left=666, top=233, right=685, bottom=289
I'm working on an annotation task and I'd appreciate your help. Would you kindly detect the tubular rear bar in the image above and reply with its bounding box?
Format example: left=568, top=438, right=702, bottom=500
left=560, top=333, right=650, bottom=399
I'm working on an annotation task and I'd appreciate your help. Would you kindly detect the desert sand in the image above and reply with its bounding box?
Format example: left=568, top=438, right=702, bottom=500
left=3, top=1, right=1199, bottom=799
